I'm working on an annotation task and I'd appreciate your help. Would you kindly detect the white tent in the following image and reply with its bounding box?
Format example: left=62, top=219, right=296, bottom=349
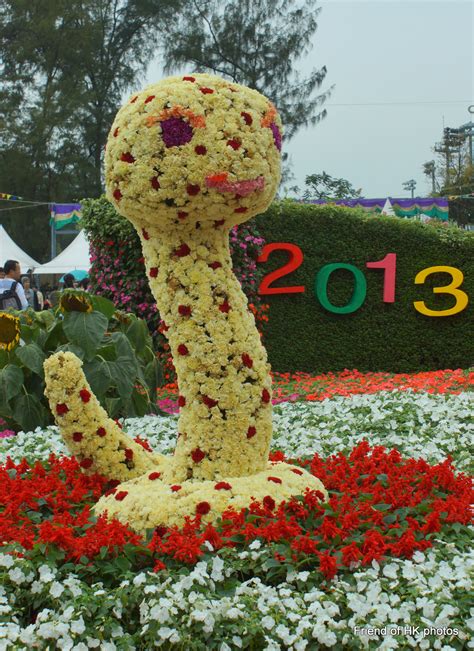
left=381, top=198, right=395, bottom=216
left=0, top=224, right=40, bottom=271
left=35, top=230, right=90, bottom=275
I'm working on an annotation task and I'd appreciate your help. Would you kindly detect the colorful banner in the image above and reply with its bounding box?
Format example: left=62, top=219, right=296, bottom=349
left=0, top=193, right=24, bottom=201
left=50, top=203, right=82, bottom=230
left=303, top=198, right=449, bottom=221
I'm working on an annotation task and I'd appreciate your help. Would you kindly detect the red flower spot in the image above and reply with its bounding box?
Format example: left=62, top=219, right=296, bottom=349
left=177, top=395, right=186, bottom=407
left=215, top=482, right=232, bottom=490
left=207, top=172, right=227, bottom=184
left=130, top=96, right=138, bottom=103
left=177, top=344, right=189, bottom=356
left=178, top=305, right=192, bottom=316
left=214, top=219, right=225, bottom=227
left=227, top=139, right=241, bottom=150
left=186, top=184, right=200, bottom=196
left=115, top=491, right=128, bottom=501
left=200, top=87, right=214, bottom=94
left=195, top=145, right=207, bottom=155
left=159, top=320, right=169, bottom=332
left=113, top=189, right=122, bottom=201
left=183, top=76, right=195, bottom=82
left=145, top=95, right=155, bottom=103
left=319, top=552, right=338, bottom=580
left=262, top=388, right=271, bottom=403
left=242, top=353, right=253, bottom=368
left=149, top=472, right=161, bottom=480
left=263, top=495, right=276, bottom=510
left=72, top=432, right=83, bottom=442
left=208, top=261, right=222, bottom=270
left=178, top=211, right=188, bottom=219
left=175, top=243, right=191, bottom=257
left=97, top=427, right=106, bottom=437
left=268, top=476, right=282, bottom=484
left=80, top=458, right=93, bottom=469
left=234, top=207, right=248, bottom=213
left=121, top=152, right=135, bottom=163
left=113, top=127, right=119, bottom=137
left=202, top=395, right=218, bottom=408
left=196, top=501, right=211, bottom=514
left=291, top=468, right=303, bottom=476
left=170, top=485, right=181, bottom=492
left=142, top=228, right=150, bottom=240
left=134, top=435, right=151, bottom=451
left=219, top=300, right=230, bottom=313
left=151, top=176, right=160, bottom=190
left=124, top=449, right=133, bottom=460
left=56, top=403, right=69, bottom=415
left=247, top=426, right=256, bottom=439
left=191, top=448, right=206, bottom=463
left=149, top=267, right=158, bottom=278
left=241, top=112, right=253, bottom=125
left=79, top=389, right=91, bottom=403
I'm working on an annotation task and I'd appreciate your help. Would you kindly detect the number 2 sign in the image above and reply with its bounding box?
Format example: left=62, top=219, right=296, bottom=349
left=257, top=243, right=469, bottom=317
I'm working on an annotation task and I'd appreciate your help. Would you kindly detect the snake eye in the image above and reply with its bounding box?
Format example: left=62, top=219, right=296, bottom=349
left=160, top=117, right=194, bottom=147
left=269, top=122, right=282, bottom=151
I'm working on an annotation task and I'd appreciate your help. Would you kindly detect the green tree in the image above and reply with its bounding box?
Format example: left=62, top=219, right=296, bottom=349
left=0, top=0, right=183, bottom=261
left=161, top=0, right=332, bottom=149
left=303, top=171, right=362, bottom=200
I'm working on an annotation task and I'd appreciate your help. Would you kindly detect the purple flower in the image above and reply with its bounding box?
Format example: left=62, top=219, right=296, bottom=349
left=160, top=117, right=194, bottom=148
left=270, top=122, right=282, bottom=151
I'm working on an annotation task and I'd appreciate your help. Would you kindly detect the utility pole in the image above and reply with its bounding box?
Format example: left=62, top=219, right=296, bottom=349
left=403, top=179, right=417, bottom=198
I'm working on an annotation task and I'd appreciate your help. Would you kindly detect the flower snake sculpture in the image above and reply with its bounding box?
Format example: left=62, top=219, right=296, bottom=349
left=44, top=74, right=326, bottom=534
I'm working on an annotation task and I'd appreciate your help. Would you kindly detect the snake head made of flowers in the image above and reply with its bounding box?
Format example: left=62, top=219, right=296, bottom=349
left=104, top=73, right=282, bottom=228
left=43, top=73, right=326, bottom=534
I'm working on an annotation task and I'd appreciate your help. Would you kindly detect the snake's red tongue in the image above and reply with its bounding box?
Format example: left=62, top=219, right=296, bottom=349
left=205, top=174, right=265, bottom=196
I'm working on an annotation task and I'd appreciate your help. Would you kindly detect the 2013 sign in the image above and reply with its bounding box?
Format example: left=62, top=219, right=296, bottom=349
left=257, top=243, right=469, bottom=317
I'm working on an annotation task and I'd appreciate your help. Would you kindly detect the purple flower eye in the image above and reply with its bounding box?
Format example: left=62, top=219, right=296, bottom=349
left=160, top=117, right=194, bottom=147
left=269, top=122, right=282, bottom=151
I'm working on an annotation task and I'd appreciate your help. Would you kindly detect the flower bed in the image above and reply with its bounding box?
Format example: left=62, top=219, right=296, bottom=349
left=0, top=374, right=472, bottom=650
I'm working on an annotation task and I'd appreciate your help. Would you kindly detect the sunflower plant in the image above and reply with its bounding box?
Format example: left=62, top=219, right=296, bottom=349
left=0, top=292, right=164, bottom=432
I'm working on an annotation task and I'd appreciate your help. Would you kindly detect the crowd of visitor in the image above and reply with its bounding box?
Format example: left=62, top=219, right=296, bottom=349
left=0, top=260, right=88, bottom=311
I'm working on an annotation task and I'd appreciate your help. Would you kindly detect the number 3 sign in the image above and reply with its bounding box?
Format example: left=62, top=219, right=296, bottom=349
left=257, top=243, right=469, bottom=317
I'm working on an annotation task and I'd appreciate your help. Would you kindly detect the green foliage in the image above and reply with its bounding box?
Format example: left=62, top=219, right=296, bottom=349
left=161, top=0, right=332, bottom=176
left=254, top=201, right=474, bottom=372
left=303, top=171, right=362, bottom=200
left=0, top=294, right=164, bottom=432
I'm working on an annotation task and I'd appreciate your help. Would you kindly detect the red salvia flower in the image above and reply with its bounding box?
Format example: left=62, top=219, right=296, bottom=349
left=142, top=228, right=150, bottom=240
left=113, top=189, right=122, bottom=201
left=178, top=305, right=192, bottom=316
left=170, top=485, right=182, bottom=492
left=96, top=427, right=106, bottom=437
left=263, top=495, right=276, bottom=510
left=124, top=449, right=133, bottom=461
left=227, top=139, right=241, bottom=150
left=80, top=458, right=93, bottom=469
left=113, top=127, right=119, bottom=137
left=149, top=472, right=161, bottom=480
left=208, top=261, right=222, bottom=270
left=186, top=184, right=200, bottom=196
left=56, top=403, right=69, bottom=415
left=267, top=476, right=282, bottom=484
left=177, top=344, right=189, bottom=356
left=151, top=176, right=160, bottom=190
left=177, top=395, right=186, bottom=407
left=120, top=152, right=135, bottom=163
left=195, top=145, right=207, bottom=155
left=262, top=388, right=271, bottom=403
left=145, top=95, right=155, bottom=103
left=178, top=211, right=188, bottom=219
left=115, top=491, right=128, bottom=501
left=183, top=76, right=195, bottom=82
left=242, top=353, right=253, bottom=368
left=241, top=111, right=253, bottom=125
left=149, top=267, right=158, bottom=278
left=200, top=87, right=214, bottom=94
left=219, top=300, right=230, bottom=313
left=72, top=432, right=83, bottom=442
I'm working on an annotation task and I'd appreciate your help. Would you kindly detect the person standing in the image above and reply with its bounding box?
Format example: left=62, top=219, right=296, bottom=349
left=22, top=277, right=42, bottom=310
left=0, top=260, right=29, bottom=310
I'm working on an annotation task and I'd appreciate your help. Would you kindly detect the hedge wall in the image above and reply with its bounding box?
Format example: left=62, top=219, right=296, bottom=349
left=254, top=201, right=474, bottom=373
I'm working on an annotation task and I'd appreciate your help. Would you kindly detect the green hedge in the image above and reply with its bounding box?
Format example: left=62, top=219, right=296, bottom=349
left=254, top=201, right=474, bottom=372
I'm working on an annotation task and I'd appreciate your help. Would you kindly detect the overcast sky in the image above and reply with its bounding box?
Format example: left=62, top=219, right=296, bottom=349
left=146, top=0, right=473, bottom=198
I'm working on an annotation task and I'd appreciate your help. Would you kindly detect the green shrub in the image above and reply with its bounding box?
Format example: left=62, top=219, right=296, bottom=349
left=254, top=201, right=474, bottom=372
left=0, top=292, right=164, bottom=432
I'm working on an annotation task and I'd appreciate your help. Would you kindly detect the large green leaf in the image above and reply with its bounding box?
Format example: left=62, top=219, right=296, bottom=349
left=90, top=295, right=116, bottom=319
left=125, top=318, right=148, bottom=353
left=63, top=311, right=108, bottom=361
left=13, top=393, right=44, bottom=432
left=56, top=343, right=85, bottom=360
left=0, top=364, right=24, bottom=403
left=34, top=310, right=55, bottom=329
left=44, top=321, right=66, bottom=350
left=14, top=343, right=46, bottom=376
left=83, top=358, right=114, bottom=397
left=110, top=358, right=136, bottom=399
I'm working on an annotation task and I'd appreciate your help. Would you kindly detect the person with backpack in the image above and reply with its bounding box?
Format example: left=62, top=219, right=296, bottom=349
left=0, top=260, right=29, bottom=310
